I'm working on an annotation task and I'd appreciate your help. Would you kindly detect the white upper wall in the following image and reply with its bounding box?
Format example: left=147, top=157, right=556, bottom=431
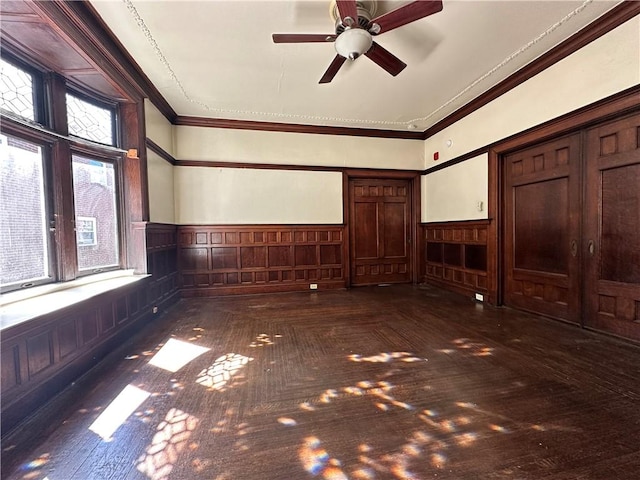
left=144, top=99, right=176, bottom=222
left=422, top=153, right=488, bottom=223
left=147, top=150, right=175, bottom=224
left=174, top=167, right=343, bottom=225
left=172, top=127, right=421, bottom=225
left=144, top=99, right=174, bottom=156
left=176, top=126, right=424, bottom=170
left=422, top=16, right=640, bottom=222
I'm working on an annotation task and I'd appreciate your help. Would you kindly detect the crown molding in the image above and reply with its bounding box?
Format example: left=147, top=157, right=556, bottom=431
left=38, top=0, right=638, bottom=140
left=421, top=1, right=640, bottom=140
left=174, top=116, right=424, bottom=140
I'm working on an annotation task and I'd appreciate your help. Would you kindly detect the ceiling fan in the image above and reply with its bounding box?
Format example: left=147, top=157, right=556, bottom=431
left=272, top=0, right=443, bottom=84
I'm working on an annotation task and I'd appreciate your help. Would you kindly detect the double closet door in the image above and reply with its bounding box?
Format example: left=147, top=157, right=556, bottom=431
left=504, top=112, right=640, bottom=341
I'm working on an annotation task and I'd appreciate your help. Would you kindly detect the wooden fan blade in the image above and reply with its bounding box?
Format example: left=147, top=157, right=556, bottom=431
left=319, top=55, right=347, bottom=84
left=369, top=0, right=443, bottom=35
left=336, top=0, right=359, bottom=26
left=272, top=33, right=336, bottom=43
left=364, top=42, right=407, bottom=77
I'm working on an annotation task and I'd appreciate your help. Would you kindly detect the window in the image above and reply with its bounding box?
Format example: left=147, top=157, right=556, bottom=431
left=72, top=155, right=119, bottom=271
left=0, top=134, right=50, bottom=289
left=0, top=58, right=35, bottom=121
left=0, top=53, right=133, bottom=293
left=76, top=216, right=97, bottom=247
left=66, top=93, right=115, bottom=145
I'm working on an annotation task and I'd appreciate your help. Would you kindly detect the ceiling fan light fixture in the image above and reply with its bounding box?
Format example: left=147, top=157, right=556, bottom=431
left=334, top=28, right=372, bottom=60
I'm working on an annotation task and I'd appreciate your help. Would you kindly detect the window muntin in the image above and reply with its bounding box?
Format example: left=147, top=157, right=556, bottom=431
left=72, top=155, right=119, bottom=272
left=0, top=134, right=50, bottom=289
left=0, top=58, right=35, bottom=121
left=66, top=93, right=115, bottom=145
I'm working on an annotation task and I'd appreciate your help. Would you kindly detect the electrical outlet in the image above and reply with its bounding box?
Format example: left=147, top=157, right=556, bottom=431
left=310, top=284, right=318, bottom=290
left=474, top=293, right=483, bottom=302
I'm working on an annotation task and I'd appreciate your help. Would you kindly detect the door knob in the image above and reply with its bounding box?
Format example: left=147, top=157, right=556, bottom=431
left=570, top=240, right=578, bottom=257
left=588, top=240, right=595, bottom=256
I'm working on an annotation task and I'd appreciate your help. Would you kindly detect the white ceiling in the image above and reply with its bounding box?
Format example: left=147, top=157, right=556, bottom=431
left=90, top=0, right=621, bottom=132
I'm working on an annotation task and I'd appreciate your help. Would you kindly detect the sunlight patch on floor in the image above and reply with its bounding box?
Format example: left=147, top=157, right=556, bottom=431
left=249, top=333, right=282, bottom=348
left=148, top=338, right=210, bottom=373
left=195, top=353, right=253, bottom=391
left=136, top=408, right=199, bottom=480
left=299, top=436, right=347, bottom=479
left=451, top=338, right=495, bottom=356
left=89, top=384, right=151, bottom=441
left=349, top=352, right=426, bottom=363
left=18, top=453, right=50, bottom=480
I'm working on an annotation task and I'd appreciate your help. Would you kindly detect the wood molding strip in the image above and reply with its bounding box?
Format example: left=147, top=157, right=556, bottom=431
left=422, top=147, right=490, bottom=175
left=174, top=159, right=423, bottom=175
left=146, top=138, right=176, bottom=165
left=175, top=159, right=342, bottom=172
left=174, top=116, right=424, bottom=140
left=421, top=219, right=491, bottom=227
left=421, top=2, right=640, bottom=140
left=178, top=223, right=345, bottom=229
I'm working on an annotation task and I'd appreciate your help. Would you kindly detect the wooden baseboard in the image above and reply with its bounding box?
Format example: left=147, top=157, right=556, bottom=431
left=181, top=280, right=346, bottom=297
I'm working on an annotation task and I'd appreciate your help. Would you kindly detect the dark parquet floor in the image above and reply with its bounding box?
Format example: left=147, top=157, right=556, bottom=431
left=3, top=284, right=639, bottom=480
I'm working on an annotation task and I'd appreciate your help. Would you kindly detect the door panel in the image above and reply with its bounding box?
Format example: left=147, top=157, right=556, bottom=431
left=584, top=113, right=640, bottom=340
left=354, top=202, right=378, bottom=259
left=383, top=202, right=407, bottom=258
left=504, top=134, right=582, bottom=323
left=350, top=178, right=411, bottom=286
left=514, top=178, right=569, bottom=274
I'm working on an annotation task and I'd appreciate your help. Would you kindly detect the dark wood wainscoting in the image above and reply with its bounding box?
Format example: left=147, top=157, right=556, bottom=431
left=137, top=222, right=179, bottom=304
left=1, top=223, right=179, bottom=436
left=178, top=225, right=346, bottom=296
left=421, top=220, right=490, bottom=300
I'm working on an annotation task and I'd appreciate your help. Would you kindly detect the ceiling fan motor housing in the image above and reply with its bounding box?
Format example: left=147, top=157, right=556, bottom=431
left=331, top=0, right=377, bottom=33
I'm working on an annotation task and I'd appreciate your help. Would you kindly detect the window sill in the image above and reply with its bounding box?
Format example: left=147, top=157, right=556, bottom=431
left=0, top=270, right=149, bottom=331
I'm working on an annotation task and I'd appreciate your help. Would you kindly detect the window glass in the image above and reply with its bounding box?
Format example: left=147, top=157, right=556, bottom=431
left=66, top=94, right=114, bottom=145
left=0, top=58, right=35, bottom=121
left=0, top=134, right=49, bottom=288
left=72, top=155, right=119, bottom=271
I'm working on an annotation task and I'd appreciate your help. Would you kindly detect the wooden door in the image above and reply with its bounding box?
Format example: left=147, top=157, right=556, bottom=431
left=504, top=134, right=582, bottom=323
left=349, top=178, right=411, bottom=286
left=584, top=113, right=640, bottom=341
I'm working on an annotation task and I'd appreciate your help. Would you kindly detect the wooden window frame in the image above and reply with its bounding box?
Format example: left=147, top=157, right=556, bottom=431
left=0, top=53, right=140, bottom=293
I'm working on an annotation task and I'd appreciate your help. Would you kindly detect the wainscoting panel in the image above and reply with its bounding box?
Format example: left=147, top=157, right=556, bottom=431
left=179, top=225, right=346, bottom=296
left=422, top=220, right=490, bottom=299
left=1, top=223, right=180, bottom=436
